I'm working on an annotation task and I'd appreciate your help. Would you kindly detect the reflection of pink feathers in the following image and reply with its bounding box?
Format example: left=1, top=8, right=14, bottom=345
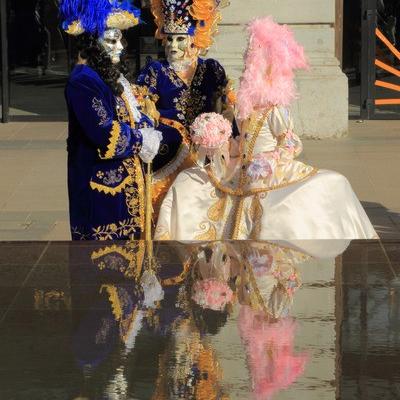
left=238, top=306, right=308, bottom=400
left=237, top=16, right=309, bottom=120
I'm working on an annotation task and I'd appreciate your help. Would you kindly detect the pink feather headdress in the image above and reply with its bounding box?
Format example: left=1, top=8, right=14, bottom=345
left=237, top=16, right=309, bottom=120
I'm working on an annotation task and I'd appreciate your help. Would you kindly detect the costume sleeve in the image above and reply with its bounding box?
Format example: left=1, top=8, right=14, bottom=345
left=66, top=77, right=143, bottom=160
left=136, top=62, right=160, bottom=96
left=268, top=106, right=302, bottom=157
left=209, top=59, right=228, bottom=89
left=268, top=106, right=293, bottom=137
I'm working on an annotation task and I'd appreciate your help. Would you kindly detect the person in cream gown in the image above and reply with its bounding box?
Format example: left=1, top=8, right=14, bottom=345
left=154, top=16, right=378, bottom=241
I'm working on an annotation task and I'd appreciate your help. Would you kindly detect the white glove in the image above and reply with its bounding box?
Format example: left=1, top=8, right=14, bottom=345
left=139, top=128, right=163, bottom=164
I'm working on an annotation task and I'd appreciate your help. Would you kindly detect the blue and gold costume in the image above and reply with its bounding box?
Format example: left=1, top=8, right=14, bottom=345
left=137, top=57, right=228, bottom=172
left=60, top=0, right=160, bottom=240
left=66, top=65, right=153, bottom=240
left=137, top=0, right=233, bottom=210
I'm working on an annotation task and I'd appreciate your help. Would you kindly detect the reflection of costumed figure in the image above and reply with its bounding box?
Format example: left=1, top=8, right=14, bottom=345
left=236, top=243, right=309, bottom=400
left=150, top=244, right=232, bottom=400
left=155, top=16, right=378, bottom=240
left=151, top=317, right=230, bottom=400
left=70, top=241, right=165, bottom=399
left=61, top=0, right=162, bottom=240
left=137, top=0, right=234, bottom=214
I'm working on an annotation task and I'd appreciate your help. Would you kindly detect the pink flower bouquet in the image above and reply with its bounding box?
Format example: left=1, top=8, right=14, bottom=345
left=190, top=112, right=232, bottom=151
left=192, top=278, right=234, bottom=311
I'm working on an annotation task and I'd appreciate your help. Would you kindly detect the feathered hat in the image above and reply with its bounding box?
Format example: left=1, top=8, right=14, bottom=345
left=150, top=0, right=229, bottom=52
left=60, top=0, right=141, bottom=36
left=237, top=16, right=309, bottom=120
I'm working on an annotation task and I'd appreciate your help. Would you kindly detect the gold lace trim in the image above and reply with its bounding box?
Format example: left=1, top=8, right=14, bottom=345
left=92, top=244, right=134, bottom=263
left=90, top=175, right=133, bottom=195
left=99, top=121, right=121, bottom=160
left=92, top=242, right=146, bottom=279
left=231, top=197, right=245, bottom=240
left=161, top=258, right=192, bottom=286
left=100, top=285, right=123, bottom=321
left=159, top=117, right=191, bottom=145
left=208, top=167, right=318, bottom=197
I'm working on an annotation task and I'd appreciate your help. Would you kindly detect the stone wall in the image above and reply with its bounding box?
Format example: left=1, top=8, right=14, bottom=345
left=208, top=0, right=348, bottom=138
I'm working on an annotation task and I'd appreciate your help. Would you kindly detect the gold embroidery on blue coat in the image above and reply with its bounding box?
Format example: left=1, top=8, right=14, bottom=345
left=91, top=217, right=140, bottom=240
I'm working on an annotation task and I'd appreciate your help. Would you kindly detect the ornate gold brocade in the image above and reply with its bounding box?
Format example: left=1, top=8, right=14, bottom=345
left=132, top=84, right=160, bottom=125
left=121, top=90, right=146, bottom=235
left=123, top=157, right=145, bottom=233
left=207, top=192, right=227, bottom=223
left=194, top=222, right=217, bottom=241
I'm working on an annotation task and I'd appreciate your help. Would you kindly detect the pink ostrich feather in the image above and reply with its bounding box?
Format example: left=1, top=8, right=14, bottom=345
left=237, top=16, right=309, bottom=120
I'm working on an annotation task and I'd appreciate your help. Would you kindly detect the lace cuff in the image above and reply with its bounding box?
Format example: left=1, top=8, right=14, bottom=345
left=139, top=128, right=163, bottom=163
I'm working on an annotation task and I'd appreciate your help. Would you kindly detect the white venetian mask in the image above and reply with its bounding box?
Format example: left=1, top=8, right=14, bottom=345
left=98, top=28, right=124, bottom=64
left=165, top=34, right=199, bottom=71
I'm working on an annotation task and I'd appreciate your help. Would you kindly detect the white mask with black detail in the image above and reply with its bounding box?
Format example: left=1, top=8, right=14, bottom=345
left=98, top=28, right=124, bottom=64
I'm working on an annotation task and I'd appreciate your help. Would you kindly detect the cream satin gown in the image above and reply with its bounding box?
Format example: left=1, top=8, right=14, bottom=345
left=154, top=106, right=378, bottom=240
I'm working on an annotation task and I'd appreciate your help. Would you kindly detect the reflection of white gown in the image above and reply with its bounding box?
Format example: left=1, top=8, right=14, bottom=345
left=155, top=107, right=378, bottom=240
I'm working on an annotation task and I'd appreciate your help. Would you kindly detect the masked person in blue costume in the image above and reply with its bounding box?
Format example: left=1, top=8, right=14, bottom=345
left=60, top=0, right=162, bottom=240
left=137, top=0, right=235, bottom=213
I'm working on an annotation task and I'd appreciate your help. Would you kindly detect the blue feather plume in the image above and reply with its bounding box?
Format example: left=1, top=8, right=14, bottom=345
left=60, top=0, right=140, bottom=35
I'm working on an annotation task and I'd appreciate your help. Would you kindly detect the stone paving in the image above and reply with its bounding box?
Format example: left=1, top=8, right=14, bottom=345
left=0, top=119, right=399, bottom=240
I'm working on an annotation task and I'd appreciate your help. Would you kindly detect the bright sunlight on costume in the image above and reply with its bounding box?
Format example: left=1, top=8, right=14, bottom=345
left=136, top=0, right=234, bottom=213
left=61, top=0, right=162, bottom=240
left=154, top=16, right=378, bottom=240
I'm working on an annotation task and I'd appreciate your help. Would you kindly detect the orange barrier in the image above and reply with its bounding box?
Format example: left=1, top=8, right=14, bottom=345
left=375, top=79, right=400, bottom=92
left=375, top=99, right=400, bottom=105
left=376, top=28, right=400, bottom=61
left=375, top=29, right=400, bottom=106
left=375, top=59, right=400, bottom=78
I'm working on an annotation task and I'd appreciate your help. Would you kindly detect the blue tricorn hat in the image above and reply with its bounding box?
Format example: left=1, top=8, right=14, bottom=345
left=60, top=0, right=141, bottom=36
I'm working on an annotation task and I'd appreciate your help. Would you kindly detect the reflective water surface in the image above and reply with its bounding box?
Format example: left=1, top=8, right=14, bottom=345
left=0, top=240, right=399, bottom=400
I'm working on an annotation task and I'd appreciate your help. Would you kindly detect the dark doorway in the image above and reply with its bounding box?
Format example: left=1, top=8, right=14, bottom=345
left=343, top=0, right=362, bottom=118
left=7, top=0, right=69, bottom=120
left=0, top=0, right=161, bottom=123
